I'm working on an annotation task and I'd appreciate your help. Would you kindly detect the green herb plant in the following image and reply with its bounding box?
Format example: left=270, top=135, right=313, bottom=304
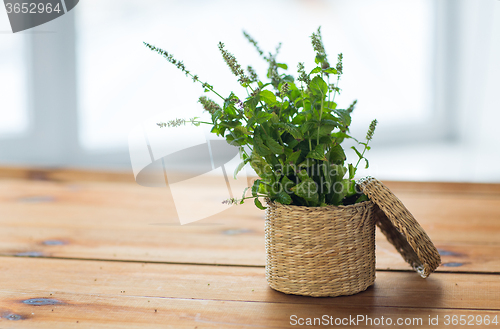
left=144, top=27, right=377, bottom=210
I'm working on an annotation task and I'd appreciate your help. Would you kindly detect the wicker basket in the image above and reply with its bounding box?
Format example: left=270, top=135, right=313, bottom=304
left=264, top=177, right=441, bottom=297
left=265, top=199, right=377, bottom=297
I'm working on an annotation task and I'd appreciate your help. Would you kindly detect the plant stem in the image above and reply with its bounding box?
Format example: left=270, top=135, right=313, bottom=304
left=248, top=85, right=271, bottom=113
left=327, top=75, right=331, bottom=105
left=332, top=75, right=340, bottom=103
left=317, top=95, right=324, bottom=145
left=354, top=143, right=369, bottom=171
left=205, top=85, right=225, bottom=100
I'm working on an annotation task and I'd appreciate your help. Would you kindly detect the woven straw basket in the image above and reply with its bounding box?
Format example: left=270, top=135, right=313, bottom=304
left=264, top=177, right=441, bottom=297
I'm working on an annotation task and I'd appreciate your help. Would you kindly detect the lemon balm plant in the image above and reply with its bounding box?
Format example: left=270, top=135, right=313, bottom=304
left=144, top=27, right=377, bottom=210
left=144, top=33, right=444, bottom=298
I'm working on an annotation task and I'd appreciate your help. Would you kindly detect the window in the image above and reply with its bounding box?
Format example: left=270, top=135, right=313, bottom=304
left=76, top=0, right=436, bottom=151
left=0, top=11, right=28, bottom=137
left=7, top=0, right=494, bottom=182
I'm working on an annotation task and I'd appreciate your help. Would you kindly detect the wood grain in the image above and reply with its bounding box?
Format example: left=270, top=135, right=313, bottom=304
left=0, top=257, right=499, bottom=310
left=0, top=177, right=499, bottom=272
left=1, top=168, right=500, bottom=327
left=0, top=166, right=135, bottom=183
left=1, top=257, right=499, bottom=328
left=3, top=292, right=499, bottom=329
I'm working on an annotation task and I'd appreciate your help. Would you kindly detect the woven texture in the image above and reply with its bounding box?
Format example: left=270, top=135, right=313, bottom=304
left=358, top=177, right=441, bottom=278
left=265, top=199, right=376, bottom=297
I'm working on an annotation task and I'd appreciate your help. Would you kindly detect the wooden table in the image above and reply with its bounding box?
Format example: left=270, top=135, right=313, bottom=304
left=0, top=168, right=499, bottom=328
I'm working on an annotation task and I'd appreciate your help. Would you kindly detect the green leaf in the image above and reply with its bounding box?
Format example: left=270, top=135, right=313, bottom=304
left=309, top=67, right=322, bottom=75
left=275, top=191, right=292, bottom=205
left=331, top=131, right=352, bottom=144
left=250, top=152, right=274, bottom=180
left=291, top=178, right=319, bottom=204
left=253, top=132, right=271, bottom=156
left=262, top=133, right=284, bottom=155
left=297, top=169, right=310, bottom=181
left=258, top=180, right=269, bottom=194
left=287, top=139, right=299, bottom=149
left=254, top=197, right=266, bottom=210
left=255, top=111, right=273, bottom=124
left=364, top=158, right=370, bottom=169
left=224, top=104, right=238, bottom=118
left=259, top=90, right=277, bottom=104
left=318, top=135, right=334, bottom=145
left=355, top=194, right=369, bottom=203
left=251, top=179, right=261, bottom=197
left=343, top=179, right=357, bottom=197
left=327, top=144, right=346, bottom=165
left=289, top=87, right=300, bottom=101
left=291, top=112, right=307, bottom=125
left=311, top=124, right=337, bottom=140
left=241, top=187, right=250, bottom=200
left=286, top=150, right=301, bottom=165
left=339, top=166, right=348, bottom=180
left=348, top=163, right=356, bottom=180
left=351, top=146, right=362, bottom=158
left=281, top=176, right=295, bottom=192
left=283, top=75, right=295, bottom=83
left=309, top=76, right=328, bottom=97
left=233, top=125, right=249, bottom=136
left=245, top=94, right=260, bottom=112
left=276, top=63, right=288, bottom=70
left=335, top=109, right=352, bottom=128
left=223, top=120, right=241, bottom=128
left=325, top=101, right=337, bottom=110
left=300, top=121, right=317, bottom=135
left=257, top=81, right=271, bottom=89
left=226, top=135, right=245, bottom=147
left=323, top=67, right=338, bottom=74
left=212, top=109, right=222, bottom=122
left=273, top=122, right=303, bottom=140
left=269, top=112, right=279, bottom=124
left=233, top=158, right=249, bottom=179
left=320, top=119, right=338, bottom=126
left=321, top=162, right=332, bottom=186
left=315, top=54, right=326, bottom=64
left=306, top=144, right=327, bottom=161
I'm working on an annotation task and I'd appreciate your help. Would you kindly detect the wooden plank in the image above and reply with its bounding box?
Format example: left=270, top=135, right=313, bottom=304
left=0, top=166, right=135, bottom=183
left=1, top=257, right=499, bottom=327
left=384, top=190, right=500, bottom=243
left=384, top=180, right=500, bottom=195
left=2, top=292, right=500, bottom=328
left=2, top=229, right=500, bottom=273
left=0, top=178, right=499, bottom=272
left=1, top=227, right=499, bottom=273
left=0, top=179, right=266, bottom=266
left=3, top=292, right=500, bottom=329
left=376, top=239, right=500, bottom=273
left=1, top=257, right=500, bottom=311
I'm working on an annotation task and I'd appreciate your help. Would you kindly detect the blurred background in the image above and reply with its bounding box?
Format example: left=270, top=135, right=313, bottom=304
left=0, top=0, right=499, bottom=182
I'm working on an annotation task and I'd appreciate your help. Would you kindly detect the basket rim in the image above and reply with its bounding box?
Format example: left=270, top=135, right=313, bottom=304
left=265, top=198, right=372, bottom=211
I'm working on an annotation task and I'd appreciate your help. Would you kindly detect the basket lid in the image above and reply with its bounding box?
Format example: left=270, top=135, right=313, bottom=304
left=357, top=177, right=441, bottom=278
